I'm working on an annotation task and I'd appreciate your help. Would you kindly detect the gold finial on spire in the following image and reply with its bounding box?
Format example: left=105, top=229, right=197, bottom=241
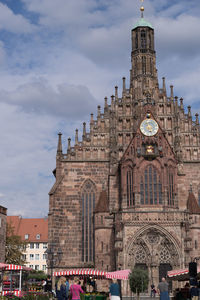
left=140, top=0, right=144, bottom=18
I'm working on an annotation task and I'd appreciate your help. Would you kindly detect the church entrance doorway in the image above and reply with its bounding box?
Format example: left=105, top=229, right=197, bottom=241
left=159, top=263, right=172, bottom=291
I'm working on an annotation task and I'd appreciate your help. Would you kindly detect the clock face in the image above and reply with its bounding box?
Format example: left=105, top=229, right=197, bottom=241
left=140, top=119, right=159, bottom=136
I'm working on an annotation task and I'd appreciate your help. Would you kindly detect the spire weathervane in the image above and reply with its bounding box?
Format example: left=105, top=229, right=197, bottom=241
left=140, top=0, right=144, bottom=18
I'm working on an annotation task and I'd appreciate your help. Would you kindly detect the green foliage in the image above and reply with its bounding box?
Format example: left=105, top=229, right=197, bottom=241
left=129, top=267, right=149, bottom=297
left=27, top=270, right=47, bottom=281
left=5, top=223, right=27, bottom=265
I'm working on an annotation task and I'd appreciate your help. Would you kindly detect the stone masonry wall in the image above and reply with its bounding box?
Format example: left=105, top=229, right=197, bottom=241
left=49, top=161, right=109, bottom=270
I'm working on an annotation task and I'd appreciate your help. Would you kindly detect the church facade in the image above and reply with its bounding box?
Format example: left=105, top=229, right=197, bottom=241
left=48, top=13, right=200, bottom=290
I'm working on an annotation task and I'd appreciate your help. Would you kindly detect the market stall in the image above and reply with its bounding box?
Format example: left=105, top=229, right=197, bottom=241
left=105, top=269, right=131, bottom=280
left=54, top=269, right=108, bottom=300
left=0, top=263, right=32, bottom=297
left=167, top=267, right=200, bottom=281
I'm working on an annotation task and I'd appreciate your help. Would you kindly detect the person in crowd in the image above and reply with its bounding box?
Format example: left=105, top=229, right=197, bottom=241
left=65, top=277, right=70, bottom=300
left=198, top=281, right=200, bottom=300
left=190, top=285, right=199, bottom=300
left=45, top=275, right=52, bottom=293
left=70, top=277, right=84, bottom=300
left=174, top=288, right=183, bottom=300
left=157, top=277, right=170, bottom=300
left=109, top=278, right=120, bottom=300
left=150, top=283, right=156, bottom=298
left=181, top=282, right=190, bottom=300
left=56, top=276, right=67, bottom=300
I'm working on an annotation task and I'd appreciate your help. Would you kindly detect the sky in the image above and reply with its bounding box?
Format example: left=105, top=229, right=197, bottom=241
left=0, top=0, right=200, bottom=217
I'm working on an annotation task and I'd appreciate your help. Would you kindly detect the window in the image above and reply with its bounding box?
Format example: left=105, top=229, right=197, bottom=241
left=127, top=169, right=135, bottom=206
left=29, top=265, right=33, bottom=269
left=141, top=30, right=146, bottom=49
left=81, top=180, right=96, bottom=263
left=43, top=243, right=48, bottom=249
left=35, top=243, right=40, bottom=249
left=195, top=240, right=198, bottom=249
left=135, top=32, right=138, bottom=49
left=142, top=56, right=146, bottom=74
left=167, top=168, right=175, bottom=206
left=140, top=165, right=162, bottom=205
left=198, top=190, right=200, bottom=206
left=30, top=254, right=34, bottom=260
left=30, top=243, right=34, bottom=249
left=35, top=254, right=39, bottom=260
left=42, top=265, right=46, bottom=271
left=35, top=265, right=39, bottom=271
left=22, top=254, right=26, bottom=260
left=25, top=234, right=29, bottom=240
left=36, top=234, right=40, bottom=240
left=43, top=254, right=47, bottom=260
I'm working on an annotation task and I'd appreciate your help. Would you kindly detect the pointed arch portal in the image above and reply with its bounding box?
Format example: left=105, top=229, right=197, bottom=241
left=126, top=226, right=181, bottom=287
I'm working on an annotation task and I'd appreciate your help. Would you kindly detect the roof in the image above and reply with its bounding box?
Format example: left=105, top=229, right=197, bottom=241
left=187, top=191, right=200, bottom=214
left=95, top=190, right=109, bottom=213
left=7, top=216, right=48, bottom=242
left=133, top=17, right=153, bottom=29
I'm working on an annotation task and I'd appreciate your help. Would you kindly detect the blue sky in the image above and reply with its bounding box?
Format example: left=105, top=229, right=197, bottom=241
left=0, top=0, right=200, bottom=217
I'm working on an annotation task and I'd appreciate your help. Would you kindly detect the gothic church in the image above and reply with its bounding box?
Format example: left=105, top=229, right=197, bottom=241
left=48, top=6, right=200, bottom=291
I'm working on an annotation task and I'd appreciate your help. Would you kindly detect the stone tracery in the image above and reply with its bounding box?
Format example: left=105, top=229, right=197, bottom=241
left=127, top=228, right=180, bottom=269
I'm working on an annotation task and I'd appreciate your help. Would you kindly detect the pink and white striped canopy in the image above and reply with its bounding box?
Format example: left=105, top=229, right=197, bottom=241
left=168, top=267, right=200, bottom=280
left=53, top=269, right=107, bottom=277
left=105, top=269, right=131, bottom=280
left=0, top=262, right=32, bottom=271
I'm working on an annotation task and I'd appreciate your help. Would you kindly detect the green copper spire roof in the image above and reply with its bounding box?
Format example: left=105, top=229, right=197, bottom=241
left=133, top=17, right=153, bottom=29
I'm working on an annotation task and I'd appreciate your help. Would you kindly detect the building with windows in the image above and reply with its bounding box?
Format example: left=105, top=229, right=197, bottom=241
left=48, top=6, right=200, bottom=292
left=7, top=216, right=48, bottom=272
left=0, top=205, right=7, bottom=262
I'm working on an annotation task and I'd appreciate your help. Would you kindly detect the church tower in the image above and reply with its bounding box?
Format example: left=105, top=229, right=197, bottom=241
left=130, top=6, right=159, bottom=107
left=48, top=1, right=200, bottom=295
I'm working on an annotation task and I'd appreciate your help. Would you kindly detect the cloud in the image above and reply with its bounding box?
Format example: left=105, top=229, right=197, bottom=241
left=0, top=0, right=200, bottom=217
left=0, top=2, right=35, bottom=33
left=0, top=79, right=97, bottom=119
left=0, top=101, right=82, bottom=217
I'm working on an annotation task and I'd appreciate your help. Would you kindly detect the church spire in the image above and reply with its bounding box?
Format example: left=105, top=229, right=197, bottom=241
left=131, top=0, right=158, bottom=105
left=140, top=0, right=144, bottom=19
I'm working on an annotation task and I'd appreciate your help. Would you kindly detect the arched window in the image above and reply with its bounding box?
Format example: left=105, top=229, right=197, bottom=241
left=134, top=58, right=137, bottom=76
left=141, top=30, right=146, bottom=49
left=198, top=190, right=200, bottom=206
left=135, top=32, right=138, bottom=49
left=150, top=58, right=153, bottom=75
left=149, top=33, right=151, bottom=49
left=140, top=165, right=162, bottom=205
left=142, top=56, right=146, bottom=74
left=167, top=169, right=175, bottom=206
left=127, top=169, right=135, bottom=206
left=81, top=180, right=96, bottom=262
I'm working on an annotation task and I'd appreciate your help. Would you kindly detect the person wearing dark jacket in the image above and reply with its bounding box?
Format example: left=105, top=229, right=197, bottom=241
left=56, top=276, right=67, bottom=300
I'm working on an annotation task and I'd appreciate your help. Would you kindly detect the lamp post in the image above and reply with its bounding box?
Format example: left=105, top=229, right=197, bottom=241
left=46, top=245, right=63, bottom=287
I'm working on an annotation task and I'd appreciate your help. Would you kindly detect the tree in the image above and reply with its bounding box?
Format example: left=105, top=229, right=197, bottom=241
left=129, top=267, right=149, bottom=300
left=5, top=223, right=27, bottom=265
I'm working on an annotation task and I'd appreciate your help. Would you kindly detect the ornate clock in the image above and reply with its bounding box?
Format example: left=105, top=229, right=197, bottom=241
left=140, top=118, right=158, bottom=136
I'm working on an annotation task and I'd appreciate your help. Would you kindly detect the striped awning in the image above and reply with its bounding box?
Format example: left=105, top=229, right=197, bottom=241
left=167, top=267, right=200, bottom=280
left=53, top=269, right=107, bottom=277
left=0, top=263, right=32, bottom=271
left=105, top=269, right=131, bottom=280
left=168, top=268, right=189, bottom=278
